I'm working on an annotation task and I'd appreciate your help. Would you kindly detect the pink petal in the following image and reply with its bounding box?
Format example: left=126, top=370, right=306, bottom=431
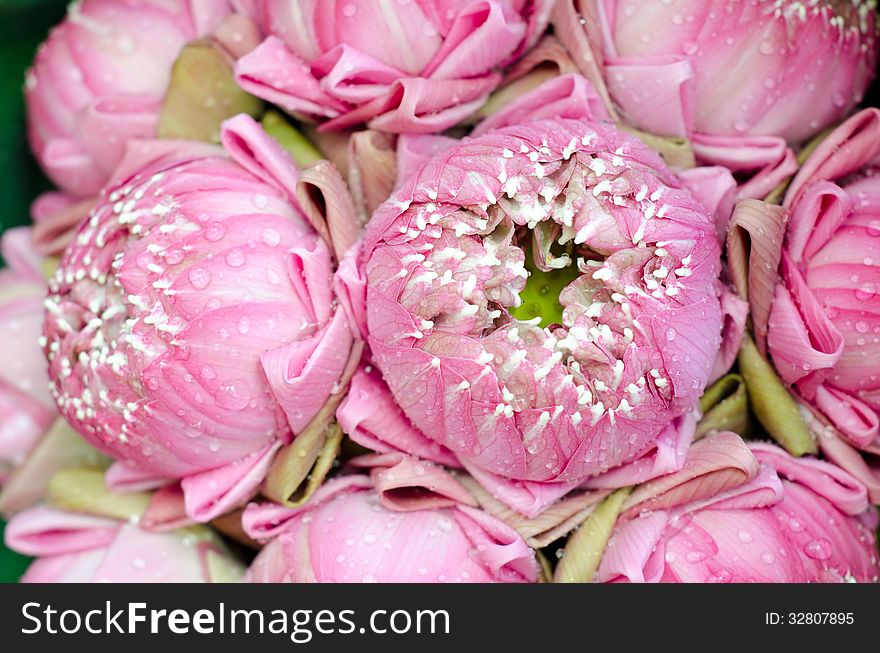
left=785, top=108, right=880, bottom=209
left=181, top=440, right=283, bottom=522
left=692, top=134, right=797, bottom=200
left=472, top=74, right=609, bottom=137
left=350, top=452, right=477, bottom=511
left=233, top=36, right=346, bottom=118
left=5, top=505, right=119, bottom=556
left=604, top=55, right=693, bottom=137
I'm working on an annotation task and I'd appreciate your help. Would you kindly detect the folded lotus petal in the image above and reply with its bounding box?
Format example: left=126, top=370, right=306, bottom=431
left=261, top=310, right=354, bottom=434
left=819, top=429, right=880, bottom=505
left=296, top=160, right=363, bottom=261
left=460, top=473, right=608, bottom=547
left=334, top=241, right=369, bottom=341
left=473, top=74, right=609, bottom=137
left=550, top=0, right=616, bottom=118
left=80, top=95, right=163, bottom=176
left=241, top=475, right=373, bottom=542
left=473, top=35, right=581, bottom=128
left=181, top=440, right=283, bottom=522
left=595, top=510, right=669, bottom=583
left=234, top=36, right=345, bottom=119
left=334, top=75, right=499, bottom=133
left=694, top=139, right=796, bottom=201
left=105, top=461, right=172, bottom=494
left=30, top=193, right=97, bottom=257
left=454, top=504, right=540, bottom=581
left=221, top=112, right=301, bottom=204
left=313, top=45, right=406, bottom=104
left=707, top=289, right=748, bottom=385
left=604, top=56, right=693, bottom=138
left=26, top=0, right=232, bottom=196
left=686, top=462, right=783, bottom=512
left=337, top=365, right=459, bottom=466
left=767, top=255, right=844, bottom=387
left=395, top=134, right=459, bottom=189
left=584, top=412, right=695, bottom=490
left=726, top=199, right=787, bottom=353
left=348, top=130, right=396, bottom=219
left=1, top=226, right=45, bottom=282
left=140, top=483, right=192, bottom=532
left=422, top=2, right=522, bottom=79
left=622, top=431, right=758, bottom=518
left=349, top=453, right=476, bottom=512
left=5, top=505, right=119, bottom=556
left=677, top=166, right=737, bottom=244
left=785, top=108, right=880, bottom=208
left=814, top=385, right=879, bottom=449
left=750, top=441, right=869, bottom=516
left=462, top=459, right=580, bottom=518
left=0, top=419, right=107, bottom=516
left=786, top=181, right=854, bottom=265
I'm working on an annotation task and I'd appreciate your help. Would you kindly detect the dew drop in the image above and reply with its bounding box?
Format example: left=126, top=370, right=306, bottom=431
left=216, top=379, right=251, bottom=411
left=804, top=538, right=832, bottom=561
left=261, top=228, right=281, bottom=247
left=226, top=250, right=246, bottom=267
left=188, top=267, right=211, bottom=290
left=205, top=222, right=227, bottom=242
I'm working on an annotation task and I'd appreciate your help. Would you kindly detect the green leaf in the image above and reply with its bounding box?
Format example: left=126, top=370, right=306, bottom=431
left=0, top=518, right=30, bottom=583
left=738, top=333, right=817, bottom=456
left=0, top=0, right=66, bottom=265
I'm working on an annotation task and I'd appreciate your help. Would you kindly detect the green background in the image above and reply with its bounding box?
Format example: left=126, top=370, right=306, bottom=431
left=0, top=0, right=67, bottom=582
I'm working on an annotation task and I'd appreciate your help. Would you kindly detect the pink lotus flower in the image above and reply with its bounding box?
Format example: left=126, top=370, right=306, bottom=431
left=232, top=0, right=552, bottom=132
left=756, top=108, right=880, bottom=502
left=597, top=441, right=879, bottom=583
left=0, top=228, right=55, bottom=484
left=42, top=115, right=358, bottom=521
left=358, top=117, right=722, bottom=484
left=5, top=504, right=245, bottom=583
left=26, top=0, right=232, bottom=199
left=244, top=473, right=539, bottom=583
left=553, top=0, right=878, bottom=199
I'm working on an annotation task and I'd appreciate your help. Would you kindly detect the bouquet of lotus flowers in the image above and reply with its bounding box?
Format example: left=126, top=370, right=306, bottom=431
left=1, top=0, right=879, bottom=587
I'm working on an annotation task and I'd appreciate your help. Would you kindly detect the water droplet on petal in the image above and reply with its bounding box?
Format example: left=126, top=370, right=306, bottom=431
left=189, top=267, right=211, bottom=290
left=216, top=379, right=251, bottom=411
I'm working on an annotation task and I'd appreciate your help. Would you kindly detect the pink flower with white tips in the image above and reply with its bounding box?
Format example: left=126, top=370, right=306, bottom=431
left=597, top=442, right=880, bottom=583
left=26, top=0, right=232, bottom=198
left=244, top=474, right=539, bottom=583
left=232, top=0, right=552, bottom=132
left=6, top=505, right=245, bottom=583
left=553, top=0, right=879, bottom=198
left=359, top=118, right=722, bottom=483
left=42, top=115, right=358, bottom=522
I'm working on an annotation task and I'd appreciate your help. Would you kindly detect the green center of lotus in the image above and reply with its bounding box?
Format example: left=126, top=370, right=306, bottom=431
left=511, top=238, right=581, bottom=328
